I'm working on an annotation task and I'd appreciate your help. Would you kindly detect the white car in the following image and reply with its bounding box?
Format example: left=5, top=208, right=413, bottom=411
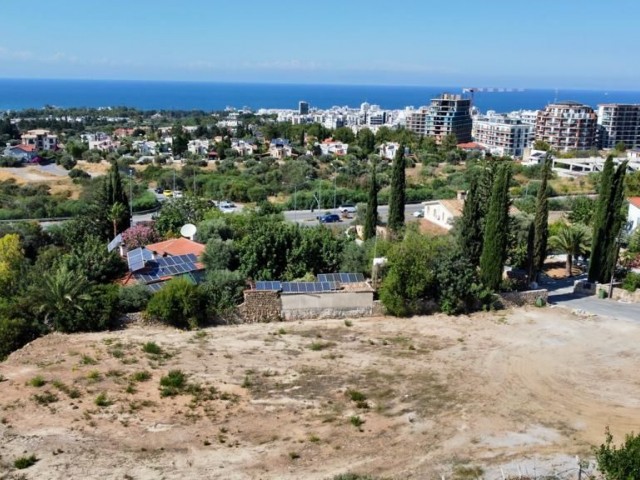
left=339, top=204, right=357, bottom=214
left=173, top=190, right=183, bottom=199
left=413, top=210, right=424, bottom=218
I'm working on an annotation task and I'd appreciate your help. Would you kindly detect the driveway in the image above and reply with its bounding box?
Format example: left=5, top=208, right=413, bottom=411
left=543, top=273, right=640, bottom=324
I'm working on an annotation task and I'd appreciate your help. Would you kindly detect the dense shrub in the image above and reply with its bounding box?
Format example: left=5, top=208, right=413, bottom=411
left=595, top=428, right=640, bottom=480
left=146, top=277, right=207, bottom=329
left=622, top=272, right=640, bottom=292
left=118, top=284, right=152, bottom=312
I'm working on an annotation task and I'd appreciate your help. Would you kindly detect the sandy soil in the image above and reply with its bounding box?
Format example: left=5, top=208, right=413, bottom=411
left=1, top=307, right=639, bottom=479
left=0, top=166, right=79, bottom=199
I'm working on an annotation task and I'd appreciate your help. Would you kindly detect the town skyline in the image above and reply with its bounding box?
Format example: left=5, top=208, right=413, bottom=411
left=1, top=0, right=639, bottom=89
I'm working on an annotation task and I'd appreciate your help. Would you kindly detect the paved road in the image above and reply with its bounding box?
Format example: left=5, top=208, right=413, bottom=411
left=284, top=203, right=424, bottom=225
left=543, top=273, right=640, bottom=324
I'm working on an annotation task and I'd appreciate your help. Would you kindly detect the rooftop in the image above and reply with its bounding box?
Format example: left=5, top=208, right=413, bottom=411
left=145, top=237, right=205, bottom=257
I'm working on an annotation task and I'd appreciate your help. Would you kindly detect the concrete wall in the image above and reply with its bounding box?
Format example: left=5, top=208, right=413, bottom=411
left=498, top=289, right=548, bottom=308
left=281, top=291, right=374, bottom=320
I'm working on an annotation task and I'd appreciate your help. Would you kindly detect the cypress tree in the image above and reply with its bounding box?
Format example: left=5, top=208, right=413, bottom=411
left=458, top=176, right=484, bottom=267
left=363, top=161, right=378, bottom=241
left=479, top=163, right=512, bottom=291
left=588, top=156, right=615, bottom=282
left=600, top=161, right=628, bottom=283
left=532, top=154, right=552, bottom=281
left=99, top=162, right=131, bottom=238
left=458, top=162, right=494, bottom=267
left=388, top=144, right=406, bottom=235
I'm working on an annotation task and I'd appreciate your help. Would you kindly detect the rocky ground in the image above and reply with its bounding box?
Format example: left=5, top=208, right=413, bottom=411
left=1, top=306, right=639, bottom=479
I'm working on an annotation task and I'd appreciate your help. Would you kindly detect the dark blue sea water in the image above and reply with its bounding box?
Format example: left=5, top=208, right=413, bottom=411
left=1, top=78, right=640, bottom=113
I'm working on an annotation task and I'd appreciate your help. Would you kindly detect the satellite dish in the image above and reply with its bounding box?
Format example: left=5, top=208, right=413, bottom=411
left=180, top=223, right=197, bottom=240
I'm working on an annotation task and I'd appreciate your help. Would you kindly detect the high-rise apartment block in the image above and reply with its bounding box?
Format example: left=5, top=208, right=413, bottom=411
left=534, top=101, right=597, bottom=152
left=298, top=101, right=309, bottom=115
left=597, top=104, right=640, bottom=150
left=406, top=93, right=472, bottom=143
left=472, top=113, right=532, bottom=157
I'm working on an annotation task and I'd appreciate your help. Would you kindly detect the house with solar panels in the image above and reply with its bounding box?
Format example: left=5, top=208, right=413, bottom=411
left=116, top=238, right=206, bottom=292
left=243, top=272, right=374, bottom=321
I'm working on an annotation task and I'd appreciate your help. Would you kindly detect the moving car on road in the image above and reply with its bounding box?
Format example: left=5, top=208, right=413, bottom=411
left=339, top=204, right=357, bottom=214
left=318, top=212, right=341, bottom=223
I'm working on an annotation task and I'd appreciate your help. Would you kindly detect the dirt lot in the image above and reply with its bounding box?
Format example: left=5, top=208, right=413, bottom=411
left=1, top=307, right=639, bottom=479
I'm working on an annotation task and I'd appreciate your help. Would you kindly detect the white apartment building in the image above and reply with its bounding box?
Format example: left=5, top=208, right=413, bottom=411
left=472, top=114, right=532, bottom=157
left=597, top=104, right=640, bottom=150
left=21, top=129, right=59, bottom=151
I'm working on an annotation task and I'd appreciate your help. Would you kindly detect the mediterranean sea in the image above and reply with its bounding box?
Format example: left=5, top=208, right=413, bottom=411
left=1, top=78, right=640, bottom=113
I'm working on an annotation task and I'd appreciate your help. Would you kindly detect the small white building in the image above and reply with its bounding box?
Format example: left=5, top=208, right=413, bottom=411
left=268, top=138, right=292, bottom=159
left=319, top=139, right=348, bottom=156
left=422, top=198, right=464, bottom=230
left=629, top=197, right=640, bottom=231
left=379, top=142, right=400, bottom=160
left=188, top=139, right=210, bottom=155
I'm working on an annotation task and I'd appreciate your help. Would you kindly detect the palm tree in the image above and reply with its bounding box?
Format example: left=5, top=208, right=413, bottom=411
left=38, top=263, right=91, bottom=331
left=549, top=224, right=591, bottom=277
left=107, top=202, right=127, bottom=238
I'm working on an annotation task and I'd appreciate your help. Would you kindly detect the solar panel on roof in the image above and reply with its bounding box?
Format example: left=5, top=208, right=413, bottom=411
left=107, top=234, right=122, bottom=253
left=147, top=282, right=166, bottom=293
left=142, top=249, right=154, bottom=261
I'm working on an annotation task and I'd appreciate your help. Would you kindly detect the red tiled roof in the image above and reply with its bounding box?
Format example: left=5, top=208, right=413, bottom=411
left=14, top=144, right=36, bottom=152
left=457, top=142, right=486, bottom=150
left=145, top=237, right=205, bottom=257
left=630, top=197, right=640, bottom=209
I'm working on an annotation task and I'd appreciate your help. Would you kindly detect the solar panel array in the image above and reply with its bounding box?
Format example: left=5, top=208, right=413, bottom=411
left=317, top=272, right=365, bottom=284
left=281, top=281, right=339, bottom=294
left=127, top=247, right=154, bottom=272
left=107, top=234, right=122, bottom=253
left=132, top=253, right=200, bottom=284
left=255, top=281, right=282, bottom=291
left=147, top=282, right=167, bottom=293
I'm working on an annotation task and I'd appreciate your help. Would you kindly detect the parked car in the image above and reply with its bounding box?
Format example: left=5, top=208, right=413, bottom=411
left=173, top=190, right=183, bottom=199
left=154, top=186, right=163, bottom=194
left=413, top=210, right=424, bottom=218
left=163, top=189, right=173, bottom=197
left=318, top=213, right=341, bottom=223
left=339, top=204, right=357, bottom=214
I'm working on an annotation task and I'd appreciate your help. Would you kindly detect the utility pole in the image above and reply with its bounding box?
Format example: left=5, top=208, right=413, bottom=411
left=129, top=169, right=133, bottom=223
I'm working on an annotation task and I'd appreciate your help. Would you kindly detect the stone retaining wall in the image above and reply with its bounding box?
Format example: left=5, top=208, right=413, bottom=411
left=238, top=290, right=281, bottom=323
left=498, top=289, right=548, bottom=307
left=610, top=287, right=640, bottom=303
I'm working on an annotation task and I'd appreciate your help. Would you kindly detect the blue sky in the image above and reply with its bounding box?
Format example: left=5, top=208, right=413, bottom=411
left=0, top=0, right=638, bottom=89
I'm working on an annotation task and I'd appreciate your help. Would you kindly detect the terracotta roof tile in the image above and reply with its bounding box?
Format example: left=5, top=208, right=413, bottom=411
left=145, top=238, right=205, bottom=257
left=629, top=197, right=640, bottom=209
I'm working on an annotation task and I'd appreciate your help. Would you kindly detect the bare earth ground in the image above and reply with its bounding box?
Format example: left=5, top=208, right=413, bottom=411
left=1, top=307, right=639, bottom=479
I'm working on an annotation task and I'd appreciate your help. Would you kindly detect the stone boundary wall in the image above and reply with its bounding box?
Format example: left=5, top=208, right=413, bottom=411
left=610, top=287, right=640, bottom=303
left=498, top=289, right=548, bottom=307
left=238, top=290, right=281, bottom=323
left=573, top=280, right=598, bottom=296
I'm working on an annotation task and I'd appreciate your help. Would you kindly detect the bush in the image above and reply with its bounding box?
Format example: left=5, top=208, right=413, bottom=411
left=0, top=316, right=39, bottom=360
left=68, top=168, right=91, bottom=180
left=14, top=454, right=38, bottom=469
left=159, top=369, right=187, bottom=397
left=119, top=284, right=152, bottom=312
left=595, top=428, right=640, bottom=480
left=622, top=272, right=640, bottom=292
left=146, top=278, right=206, bottom=329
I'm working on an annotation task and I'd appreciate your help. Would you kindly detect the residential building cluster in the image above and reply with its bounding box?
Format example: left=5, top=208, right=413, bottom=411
left=262, top=95, right=640, bottom=159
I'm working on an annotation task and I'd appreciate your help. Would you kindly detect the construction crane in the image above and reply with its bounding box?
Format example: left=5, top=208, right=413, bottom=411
left=462, top=87, right=526, bottom=106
